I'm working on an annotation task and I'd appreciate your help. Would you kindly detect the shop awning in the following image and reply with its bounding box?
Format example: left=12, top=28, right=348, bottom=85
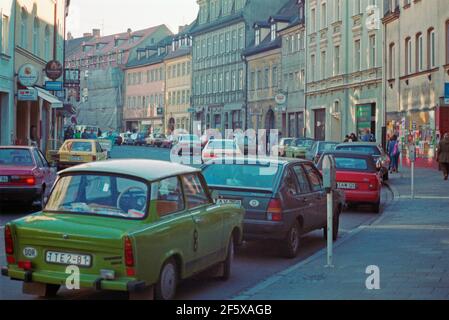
left=29, top=87, right=63, bottom=109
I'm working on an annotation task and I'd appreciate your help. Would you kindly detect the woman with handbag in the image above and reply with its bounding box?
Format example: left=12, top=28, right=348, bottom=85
left=437, top=133, right=449, bottom=180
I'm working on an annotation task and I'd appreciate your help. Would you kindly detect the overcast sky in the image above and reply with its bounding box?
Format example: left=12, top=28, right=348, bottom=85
left=67, top=0, right=199, bottom=38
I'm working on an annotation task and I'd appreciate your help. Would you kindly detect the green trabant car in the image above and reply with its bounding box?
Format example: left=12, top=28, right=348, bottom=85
left=285, top=138, right=315, bottom=159
left=1, top=160, right=244, bottom=300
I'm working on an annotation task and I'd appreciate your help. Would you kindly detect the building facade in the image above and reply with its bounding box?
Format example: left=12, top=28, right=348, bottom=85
left=0, top=0, right=15, bottom=145
left=65, top=25, right=172, bottom=132
left=164, top=33, right=193, bottom=134
left=123, top=38, right=171, bottom=133
left=306, top=0, right=384, bottom=142
left=13, top=0, right=69, bottom=152
left=383, top=0, right=449, bottom=163
left=190, top=0, right=291, bottom=134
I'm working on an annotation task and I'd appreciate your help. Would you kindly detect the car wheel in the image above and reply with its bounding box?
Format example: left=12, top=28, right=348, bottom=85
left=281, top=221, right=301, bottom=259
left=155, top=258, right=178, bottom=300
left=373, top=201, right=381, bottom=214
left=323, top=207, right=340, bottom=241
left=220, top=236, right=234, bottom=281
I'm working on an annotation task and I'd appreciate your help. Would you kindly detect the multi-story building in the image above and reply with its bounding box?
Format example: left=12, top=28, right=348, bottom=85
left=190, top=0, right=291, bottom=134
left=164, top=29, right=193, bottom=134
left=305, top=0, right=384, bottom=142
left=13, top=0, right=70, bottom=152
left=65, top=24, right=172, bottom=132
left=123, top=37, right=171, bottom=133
left=0, top=0, right=15, bottom=145
left=243, top=0, right=303, bottom=135
left=383, top=0, right=449, bottom=163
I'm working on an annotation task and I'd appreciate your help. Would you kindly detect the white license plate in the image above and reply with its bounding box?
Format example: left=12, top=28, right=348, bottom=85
left=46, top=251, right=92, bottom=267
left=215, top=199, right=242, bottom=206
left=0, top=176, right=8, bottom=183
left=70, top=156, right=82, bottom=161
left=337, top=182, right=357, bottom=190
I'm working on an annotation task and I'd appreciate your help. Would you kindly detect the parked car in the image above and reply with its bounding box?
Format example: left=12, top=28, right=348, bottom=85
left=114, top=134, right=123, bottom=146
left=122, top=133, right=135, bottom=145
left=202, top=158, right=345, bottom=258
left=285, top=138, right=315, bottom=159
left=305, top=141, right=339, bottom=163
left=153, top=134, right=168, bottom=147
left=202, top=139, right=243, bottom=163
left=55, top=139, right=108, bottom=171
left=173, top=134, right=202, bottom=156
left=0, top=146, right=57, bottom=209
left=1, top=160, right=244, bottom=300
left=317, top=151, right=382, bottom=213
left=335, top=142, right=390, bottom=181
left=134, top=133, right=147, bottom=146
left=275, top=138, right=294, bottom=157
left=161, top=135, right=174, bottom=148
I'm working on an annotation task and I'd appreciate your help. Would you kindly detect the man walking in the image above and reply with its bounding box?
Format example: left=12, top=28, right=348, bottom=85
left=437, top=133, right=449, bottom=180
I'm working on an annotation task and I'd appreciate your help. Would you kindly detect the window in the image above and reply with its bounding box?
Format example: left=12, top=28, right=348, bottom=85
left=354, top=39, right=361, bottom=71
left=238, top=69, right=243, bottom=90
left=292, top=165, right=311, bottom=194
left=271, top=23, right=277, bottom=41
left=302, top=164, right=323, bottom=192
left=264, top=68, right=269, bottom=89
left=446, top=20, right=449, bottom=64
left=20, top=8, right=27, bottom=48
left=284, top=169, right=299, bottom=195
left=256, top=70, right=262, bottom=89
left=182, top=174, right=211, bottom=209
left=272, top=66, right=278, bottom=87
left=311, top=8, right=316, bottom=32
left=405, top=37, right=412, bottom=74
left=321, top=2, right=327, bottom=29
left=311, top=54, right=316, bottom=82
left=428, top=28, right=436, bottom=68
left=335, top=0, right=341, bottom=21
left=255, top=29, right=260, bottom=46
left=416, top=33, right=423, bottom=72
left=334, top=45, right=340, bottom=75
left=369, top=35, right=376, bottom=68
left=1, top=15, right=10, bottom=54
left=389, top=43, right=395, bottom=79
left=355, top=0, right=361, bottom=14
left=152, top=177, right=184, bottom=217
left=32, top=19, right=40, bottom=54
left=321, top=51, right=326, bottom=79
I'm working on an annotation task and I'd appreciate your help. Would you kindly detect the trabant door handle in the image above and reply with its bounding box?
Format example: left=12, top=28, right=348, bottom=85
left=194, top=217, right=204, bottom=224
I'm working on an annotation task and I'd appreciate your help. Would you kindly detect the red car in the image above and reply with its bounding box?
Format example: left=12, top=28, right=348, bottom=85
left=0, top=146, right=57, bottom=209
left=317, top=151, right=382, bottom=213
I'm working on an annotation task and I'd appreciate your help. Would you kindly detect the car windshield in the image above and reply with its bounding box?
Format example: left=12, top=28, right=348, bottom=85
left=295, top=140, right=314, bottom=147
left=282, top=139, right=294, bottom=146
left=0, top=149, right=34, bottom=166
left=207, top=140, right=237, bottom=150
left=64, top=141, right=93, bottom=152
left=333, top=157, right=369, bottom=171
left=202, top=164, right=279, bottom=190
left=336, top=145, right=380, bottom=155
left=45, top=174, right=149, bottom=219
left=319, top=143, right=338, bottom=152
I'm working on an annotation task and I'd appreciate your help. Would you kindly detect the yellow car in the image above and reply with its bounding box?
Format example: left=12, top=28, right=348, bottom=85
left=56, top=139, right=108, bottom=170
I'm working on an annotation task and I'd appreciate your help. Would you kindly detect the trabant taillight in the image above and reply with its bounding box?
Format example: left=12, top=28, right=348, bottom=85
left=5, top=225, right=13, bottom=255
left=124, top=236, right=134, bottom=267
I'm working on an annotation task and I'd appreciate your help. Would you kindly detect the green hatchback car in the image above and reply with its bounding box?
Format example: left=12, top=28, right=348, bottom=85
left=2, top=160, right=244, bottom=300
left=285, top=138, right=315, bottom=159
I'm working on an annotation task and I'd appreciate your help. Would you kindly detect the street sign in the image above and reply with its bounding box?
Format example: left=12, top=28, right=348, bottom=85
left=18, top=64, right=39, bottom=87
left=45, top=81, right=64, bottom=91
left=45, top=60, right=63, bottom=80
left=17, top=88, right=38, bottom=101
left=444, top=83, right=449, bottom=105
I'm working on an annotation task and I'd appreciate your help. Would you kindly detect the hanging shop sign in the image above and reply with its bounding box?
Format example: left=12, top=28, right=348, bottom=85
left=18, top=64, right=39, bottom=87
left=275, top=93, right=287, bottom=105
left=17, top=88, right=38, bottom=101
left=444, top=83, right=449, bottom=105
left=45, top=81, right=64, bottom=91
left=45, top=60, right=63, bottom=80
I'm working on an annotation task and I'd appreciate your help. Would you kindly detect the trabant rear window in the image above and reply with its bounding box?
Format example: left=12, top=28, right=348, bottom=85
left=46, top=174, right=148, bottom=219
left=62, top=141, right=93, bottom=152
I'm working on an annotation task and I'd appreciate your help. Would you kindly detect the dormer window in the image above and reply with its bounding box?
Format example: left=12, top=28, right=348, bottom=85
left=271, top=23, right=277, bottom=41
left=158, top=47, right=162, bottom=56
left=255, top=29, right=260, bottom=45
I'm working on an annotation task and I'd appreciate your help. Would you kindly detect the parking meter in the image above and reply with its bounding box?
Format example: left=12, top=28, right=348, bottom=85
left=322, top=154, right=336, bottom=193
left=409, top=144, right=416, bottom=162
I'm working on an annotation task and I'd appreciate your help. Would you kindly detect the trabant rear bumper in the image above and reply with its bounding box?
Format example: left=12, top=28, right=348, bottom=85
left=2, top=266, right=145, bottom=292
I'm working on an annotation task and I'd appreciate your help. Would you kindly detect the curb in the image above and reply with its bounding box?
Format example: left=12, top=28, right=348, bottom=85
left=232, top=184, right=397, bottom=300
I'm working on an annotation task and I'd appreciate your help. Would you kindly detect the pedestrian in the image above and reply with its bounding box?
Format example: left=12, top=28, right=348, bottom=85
left=387, top=135, right=400, bottom=173
left=81, top=129, right=89, bottom=139
left=74, top=130, right=81, bottom=139
left=436, top=133, right=449, bottom=180
left=344, top=135, right=350, bottom=143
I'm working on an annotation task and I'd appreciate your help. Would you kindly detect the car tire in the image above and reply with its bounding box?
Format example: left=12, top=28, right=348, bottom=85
left=220, top=236, right=234, bottom=281
left=281, top=221, right=301, bottom=259
left=155, top=258, right=178, bottom=300
left=373, top=201, right=381, bottom=214
left=323, top=207, right=340, bottom=241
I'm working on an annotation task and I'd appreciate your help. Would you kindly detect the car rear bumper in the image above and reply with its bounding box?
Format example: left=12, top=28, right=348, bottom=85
left=57, top=162, right=87, bottom=170
left=1, top=266, right=145, bottom=292
left=0, top=187, right=41, bottom=202
left=343, top=190, right=380, bottom=204
left=243, top=219, right=288, bottom=241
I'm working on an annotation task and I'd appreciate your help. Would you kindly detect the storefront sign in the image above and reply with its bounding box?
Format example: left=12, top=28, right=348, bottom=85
left=356, top=104, right=373, bottom=136
left=17, top=88, right=38, bottom=101
left=45, top=81, right=64, bottom=91
left=18, top=64, right=39, bottom=87
left=275, top=93, right=287, bottom=105
left=45, top=60, right=63, bottom=80
left=444, top=83, right=449, bottom=105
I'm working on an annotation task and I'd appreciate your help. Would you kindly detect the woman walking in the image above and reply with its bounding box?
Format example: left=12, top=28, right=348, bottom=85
left=437, top=133, right=449, bottom=180
left=388, top=135, right=400, bottom=173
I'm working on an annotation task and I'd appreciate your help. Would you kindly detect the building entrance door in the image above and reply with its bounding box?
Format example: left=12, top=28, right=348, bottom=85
left=314, top=109, right=326, bottom=141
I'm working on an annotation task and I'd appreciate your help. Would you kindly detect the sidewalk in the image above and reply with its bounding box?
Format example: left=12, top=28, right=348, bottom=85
left=234, top=168, right=449, bottom=300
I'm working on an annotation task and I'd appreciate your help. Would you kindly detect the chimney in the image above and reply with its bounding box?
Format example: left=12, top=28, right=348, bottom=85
left=92, top=29, right=101, bottom=37
left=178, top=25, right=188, bottom=33
left=127, top=28, right=132, bottom=35
left=83, top=32, right=92, bottom=37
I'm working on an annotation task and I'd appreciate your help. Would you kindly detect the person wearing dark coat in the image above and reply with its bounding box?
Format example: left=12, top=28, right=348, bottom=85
left=437, top=133, right=449, bottom=180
